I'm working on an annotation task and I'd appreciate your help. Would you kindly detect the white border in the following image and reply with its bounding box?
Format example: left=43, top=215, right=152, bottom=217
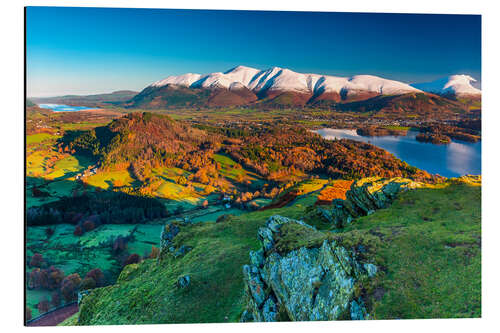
left=1, top=1, right=498, bottom=332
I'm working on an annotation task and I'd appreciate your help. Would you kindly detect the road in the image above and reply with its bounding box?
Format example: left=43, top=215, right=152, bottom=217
left=27, top=303, right=78, bottom=326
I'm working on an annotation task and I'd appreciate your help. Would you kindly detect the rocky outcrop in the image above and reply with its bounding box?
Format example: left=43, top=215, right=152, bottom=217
left=241, top=215, right=377, bottom=322
left=314, top=177, right=422, bottom=228
left=160, top=223, right=180, bottom=250
left=159, top=223, right=192, bottom=260
left=177, top=275, right=191, bottom=288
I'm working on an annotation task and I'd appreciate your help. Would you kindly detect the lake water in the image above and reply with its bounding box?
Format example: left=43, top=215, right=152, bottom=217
left=38, top=104, right=99, bottom=112
left=314, top=128, right=481, bottom=178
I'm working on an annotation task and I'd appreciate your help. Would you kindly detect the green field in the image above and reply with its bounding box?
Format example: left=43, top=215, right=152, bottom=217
left=26, top=223, right=164, bottom=317
left=26, top=132, right=94, bottom=208
left=27, top=133, right=60, bottom=145
left=86, top=169, right=137, bottom=190
left=344, top=181, right=481, bottom=319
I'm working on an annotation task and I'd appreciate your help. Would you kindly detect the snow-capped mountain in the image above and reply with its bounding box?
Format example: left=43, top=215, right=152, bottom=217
left=149, top=65, right=421, bottom=97
left=127, top=66, right=480, bottom=109
left=411, top=75, right=481, bottom=97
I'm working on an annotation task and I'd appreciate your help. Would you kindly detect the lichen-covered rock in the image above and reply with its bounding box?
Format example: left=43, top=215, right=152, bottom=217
left=160, top=223, right=180, bottom=250
left=363, top=263, right=378, bottom=278
left=310, top=177, right=422, bottom=229
left=240, top=310, right=254, bottom=322
left=249, top=249, right=265, bottom=268
left=242, top=264, right=267, bottom=307
left=177, top=275, right=190, bottom=288
left=159, top=223, right=194, bottom=261
left=173, top=245, right=192, bottom=258
left=350, top=298, right=368, bottom=320
left=261, top=296, right=278, bottom=322
left=266, top=215, right=314, bottom=233
left=242, top=215, right=376, bottom=322
left=258, top=227, right=275, bottom=252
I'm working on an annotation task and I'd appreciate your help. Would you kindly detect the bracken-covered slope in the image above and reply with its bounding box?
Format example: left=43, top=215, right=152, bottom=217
left=75, top=176, right=480, bottom=324
left=315, top=92, right=469, bottom=116
left=65, top=112, right=212, bottom=169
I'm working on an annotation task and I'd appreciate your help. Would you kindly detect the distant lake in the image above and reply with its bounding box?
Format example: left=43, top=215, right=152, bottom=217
left=38, top=104, right=99, bottom=112
left=314, top=128, right=481, bottom=178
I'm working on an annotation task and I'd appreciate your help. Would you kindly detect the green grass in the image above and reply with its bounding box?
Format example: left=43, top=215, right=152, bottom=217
left=47, top=155, right=92, bottom=179
left=60, top=122, right=110, bottom=131
left=341, top=181, right=481, bottom=319
left=189, top=207, right=244, bottom=223
left=212, top=153, right=262, bottom=185
left=381, top=125, right=411, bottom=131
left=86, top=170, right=136, bottom=190
left=76, top=178, right=481, bottom=324
left=27, top=133, right=60, bottom=145
left=292, top=178, right=329, bottom=195
left=77, top=199, right=309, bottom=325
left=26, top=289, right=53, bottom=318
left=26, top=150, right=59, bottom=177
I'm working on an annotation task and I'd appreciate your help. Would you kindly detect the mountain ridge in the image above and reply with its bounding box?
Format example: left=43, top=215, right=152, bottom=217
left=149, top=66, right=423, bottom=97
left=129, top=66, right=480, bottom=109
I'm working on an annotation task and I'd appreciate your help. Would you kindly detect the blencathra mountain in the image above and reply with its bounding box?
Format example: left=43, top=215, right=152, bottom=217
left=124, top=66, right=481, bottom=109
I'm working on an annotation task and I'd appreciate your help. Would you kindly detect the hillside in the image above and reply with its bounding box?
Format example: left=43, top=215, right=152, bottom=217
left=30, top=90, right=138, bottom=107
left=75, top=176, right=480, bottom=324
left=64, top=112, right=211, bottom=171
left=125, top=85, right=258, bottom=109
left=314, top=92, right=468, bottom=116
left=65, top=113, right=435, bottom=183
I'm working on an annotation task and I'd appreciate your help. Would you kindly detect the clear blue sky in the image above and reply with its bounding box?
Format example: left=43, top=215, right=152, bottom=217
left=26, top=7, right=481, bottom=97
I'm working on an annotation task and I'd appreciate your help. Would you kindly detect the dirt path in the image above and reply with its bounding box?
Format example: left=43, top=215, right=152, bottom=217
left=27, top=303, right=78, bottom=326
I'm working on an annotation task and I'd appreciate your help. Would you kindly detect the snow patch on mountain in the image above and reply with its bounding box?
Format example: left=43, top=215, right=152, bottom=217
left=411, top=75, right=481, bottom=96
left=151, top=73, right=202, bottom=88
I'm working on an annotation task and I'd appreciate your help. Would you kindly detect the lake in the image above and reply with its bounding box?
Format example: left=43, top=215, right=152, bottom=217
left=38, top=104, right=100, bottom=112
left=313, top=128, right=481, bottom=178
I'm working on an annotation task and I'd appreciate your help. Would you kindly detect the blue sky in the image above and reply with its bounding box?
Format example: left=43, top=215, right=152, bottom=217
left=26, top=7, right=481, bottom=97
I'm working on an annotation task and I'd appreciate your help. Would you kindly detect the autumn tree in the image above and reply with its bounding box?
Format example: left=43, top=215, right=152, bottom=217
left=149, top=246, right=160, bottom=259
left=73, top=225, right=83, bottom=237
left=29, top=253, right=44, bottom=268
left=82, top=220, right=95, bottom=232
left=37, top=298, right=50, bottom=314
left=80, top=277, right=97, bottom=290
left=85, top=268, right=104, bottom=287
left=124, top=253, right=140, bottom=266
left=61, top=273, right=82, bottom=302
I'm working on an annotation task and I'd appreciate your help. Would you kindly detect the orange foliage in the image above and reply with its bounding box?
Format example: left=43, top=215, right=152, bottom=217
left=316, top=180, right=354, bottom=205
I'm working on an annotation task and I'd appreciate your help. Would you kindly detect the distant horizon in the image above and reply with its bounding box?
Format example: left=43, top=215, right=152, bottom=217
left=27, top=64, right=482, bottom=98
left=27, top=7, right=481, bottom=97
